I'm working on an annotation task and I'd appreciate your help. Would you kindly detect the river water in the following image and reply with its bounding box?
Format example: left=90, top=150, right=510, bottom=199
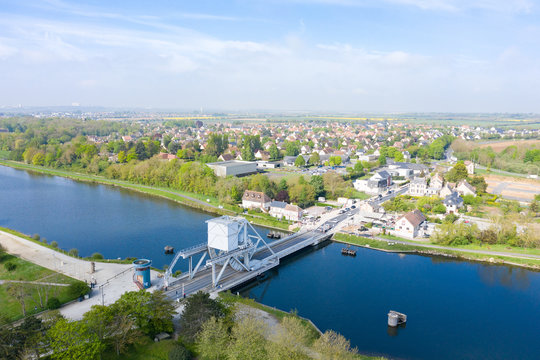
left=1, top=165, right=540, bottom=359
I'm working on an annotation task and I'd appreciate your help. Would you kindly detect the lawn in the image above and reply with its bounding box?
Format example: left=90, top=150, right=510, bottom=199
left=0, top=251, right=84, bottom=322
left=102, top=337, right=177, bottom=360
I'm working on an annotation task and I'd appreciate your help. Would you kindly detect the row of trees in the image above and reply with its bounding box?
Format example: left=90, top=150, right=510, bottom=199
left=181, top=292, right=359, bottom=360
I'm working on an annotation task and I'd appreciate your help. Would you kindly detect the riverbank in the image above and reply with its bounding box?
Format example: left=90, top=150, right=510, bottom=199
left=0, top=160, right=292, bottom=232
left=333, top=233, right=540, bottom=270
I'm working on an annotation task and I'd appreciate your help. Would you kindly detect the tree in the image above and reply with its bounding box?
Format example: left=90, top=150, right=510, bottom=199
left=228, top=314, right=268, bottom=360
left=241, top=143, right=255, bottom=161
left=322, top=173, right=346, bottom=199
left=68, top=282, right=90, bottom=298
left=294, top=155, right=306, bottom=167
left=179, top=292, right=225, bottom=342
left=48, top=319, right=105, bottom=360
left=285, top=142, right=300, bottom=156
left=112, top=290, right=176, bottom=337
left=268, top=316, right=311, bottom=360
left=309, top=152, right=320, bottom=165
left=310, top=175, right=325, bottom=198
left=135, top=141, right=147, bottom=160
left=446, top=163, right=468, bottom=183
left=313, top=330, right=358, bottom=360
left=275, top=190, right=290, bottom=203
left=169, top=344, right=192, bottom=360
left=469, top=176, right=487, bottom=193
left=32, top=152, right=45, bottom=166
left=7, top=283, right=30, bottom=316
left=269, top=144, right=280, bottom=160
left=378, top=154, right=386, bottom=166
left=530, top=200, right=539, bottom=215
left=117, top=150, right=127, bottom=163
left=197, top=316, right=230, bottom=360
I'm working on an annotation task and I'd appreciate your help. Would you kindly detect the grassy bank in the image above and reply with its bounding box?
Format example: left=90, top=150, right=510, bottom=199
left=333, top=233, right=540, bottom=270
left=0, top=160, right=292, bottom=231
left=0, top=251, right=85, bottom=322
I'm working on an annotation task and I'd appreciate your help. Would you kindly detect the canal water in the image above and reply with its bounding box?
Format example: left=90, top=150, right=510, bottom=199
left=1, top=165, right=540, bottom=359
left=0, top=165, right=273, bottom=271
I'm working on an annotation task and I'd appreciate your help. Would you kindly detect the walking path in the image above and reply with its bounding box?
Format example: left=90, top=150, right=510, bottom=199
left=0, top=230, right=161, bottom=320
left=0, top=279, right=69, bottom=286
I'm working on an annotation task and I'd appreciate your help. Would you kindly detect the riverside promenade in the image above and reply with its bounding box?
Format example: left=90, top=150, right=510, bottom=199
left=0, top=230, right=160, bottom=320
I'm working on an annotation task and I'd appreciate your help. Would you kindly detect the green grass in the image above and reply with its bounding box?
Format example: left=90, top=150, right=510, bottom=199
left=0, top=252, right=84, bottom=322
left=0, top=150, right=10, bottom=160
left=102, top=337, right=178, bottom=360
left=334, top=233, right=419, bottom=252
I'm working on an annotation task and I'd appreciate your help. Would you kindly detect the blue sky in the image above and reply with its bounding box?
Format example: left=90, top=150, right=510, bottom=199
left=0, top=0, right=539, bottom=112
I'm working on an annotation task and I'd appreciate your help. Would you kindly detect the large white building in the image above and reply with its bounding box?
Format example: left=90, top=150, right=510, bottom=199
left=207, top=160, right=258, bottom=177
left=394, top=209, right=426, bottom=239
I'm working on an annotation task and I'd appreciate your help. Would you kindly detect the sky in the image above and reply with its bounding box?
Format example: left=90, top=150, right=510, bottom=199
left=0, top=0, right=539, bottom=112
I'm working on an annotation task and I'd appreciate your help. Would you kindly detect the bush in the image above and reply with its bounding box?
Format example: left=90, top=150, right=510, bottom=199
left=68, top=282, right=90, bottom=298
left=41, top=238, right=47, bottom=244
left=4, top=262, right=17, bottom=271
left=168, top=344, right=191, bottom=360
left=68, top=248, right=79, bottom=257
left=47, top=297, right=61, bottom=310
left=32, top=234, right=40, bottom=241
left=91, top=252, right=104, bottom=260
left=50, top=241, right=58, bottom=248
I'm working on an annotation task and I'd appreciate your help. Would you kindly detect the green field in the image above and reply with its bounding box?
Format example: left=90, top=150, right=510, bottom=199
left=0, top=251, right=85, bottom=322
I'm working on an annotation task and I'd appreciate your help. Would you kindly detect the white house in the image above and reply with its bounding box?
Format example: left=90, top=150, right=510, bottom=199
left=242, top=190, right=271, bottom=210
left=464, top=160, right=475, bottom=175
left=456, top=179, right=476, bottom=197
left=269, top=201, right=303, bottom=221
left=408, top=177, right=428, bottom=196
left=394, top=209, right=426, bottom=239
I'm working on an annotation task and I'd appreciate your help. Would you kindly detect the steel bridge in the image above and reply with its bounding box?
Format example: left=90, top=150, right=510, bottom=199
left=163, top=216, right=332, bottom=298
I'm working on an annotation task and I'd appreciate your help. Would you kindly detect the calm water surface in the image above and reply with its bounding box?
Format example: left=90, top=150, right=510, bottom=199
left=0, top=165, right=272, bottom=271
left=1, top=165, right=540, bottom=359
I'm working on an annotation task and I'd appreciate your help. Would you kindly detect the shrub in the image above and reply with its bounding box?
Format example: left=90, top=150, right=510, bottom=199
left=68, top=282, right=91, bottom=298
left=4, top=262, right=17, bottom=271
left=68, top=248, right=79, bottom=257
left=32, top=234, right=40, bottom=241
left=168, top=344, right=191, bottom=360
left=47, top=297, right=61, bottom=310
left=41, top=238, right=47, bottom=244
left=51, top=241, right=58, bottom=248
left=91, top=252, right=104, bottom=260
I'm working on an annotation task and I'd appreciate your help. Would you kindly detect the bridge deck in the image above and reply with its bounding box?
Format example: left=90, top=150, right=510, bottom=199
left=165, top=230, right=330, bottom=298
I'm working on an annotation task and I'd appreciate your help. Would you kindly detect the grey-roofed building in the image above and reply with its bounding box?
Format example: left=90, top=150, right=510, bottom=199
left=207, top=160, right=258, bottom=177
left=443, top=192, right=464, bottom=214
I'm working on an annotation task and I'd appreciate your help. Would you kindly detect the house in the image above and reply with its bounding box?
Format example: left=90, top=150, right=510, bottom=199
left=283, top=156, right=297, bottom=166
left=218, top=153, right=234, bottom=162
left=269, top=201, right=303, bottom=221
left=242, top=190, right=271, bottom=210
left=394, top=209, right=426, bottom=239
left=408, top=177, right=427, bottom=196
left=156, top=152, right=177, bottom=161
left=456, top=179, right=476, bottom=197
left=254, top=150, right=270, bottom=160
left=439, top=183, right=454, bottom=198
left=431, top=173, right=444, bottom=190
left=353, top=170, right=393, bottom=195
left=464, top=160, right=475, bottom=175
left=443, top=192, right=464, bottom=214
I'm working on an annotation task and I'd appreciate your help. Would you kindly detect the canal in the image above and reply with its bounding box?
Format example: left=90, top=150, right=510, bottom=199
left=1, top=165, right=540, bottom=359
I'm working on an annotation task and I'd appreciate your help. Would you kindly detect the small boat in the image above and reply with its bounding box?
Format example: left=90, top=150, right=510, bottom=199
left=267, top=233, right=275, bottom=239
left=164, top=246, right=174, bottom=254
left=341, top=247, right=357, bottom=256
left=273, top=233, right=281, bottom=239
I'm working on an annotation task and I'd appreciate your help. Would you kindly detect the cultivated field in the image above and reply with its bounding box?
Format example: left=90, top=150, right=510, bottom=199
left=479, top=139, right=540, bottom=152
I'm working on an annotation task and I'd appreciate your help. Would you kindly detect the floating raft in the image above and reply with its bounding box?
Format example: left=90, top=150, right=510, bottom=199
left=267, top=233, right=281, bottom=239
left=341, top=247, right=357, bottom=256
left=164, top=246, right=174, bottom=254
left=388, top=310, right=407, bottom=327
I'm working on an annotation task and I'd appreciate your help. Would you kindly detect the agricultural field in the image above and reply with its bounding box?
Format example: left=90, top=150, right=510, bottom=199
left=484, top=174, right=540, bottom=202
left=478, top=139, right=540, bottom=152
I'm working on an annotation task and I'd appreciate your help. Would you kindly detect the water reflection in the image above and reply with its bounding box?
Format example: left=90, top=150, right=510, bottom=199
left=477, top=264, right=531, bottom=290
